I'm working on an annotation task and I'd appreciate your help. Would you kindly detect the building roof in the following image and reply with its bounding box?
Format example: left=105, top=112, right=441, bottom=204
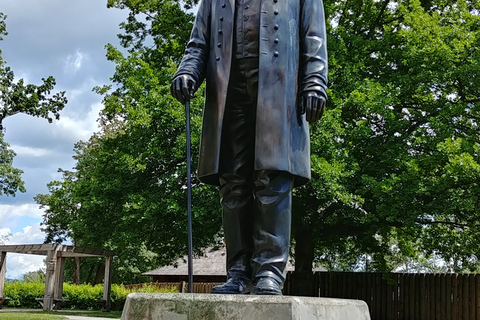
left=143, top=247, right=325, bottom=276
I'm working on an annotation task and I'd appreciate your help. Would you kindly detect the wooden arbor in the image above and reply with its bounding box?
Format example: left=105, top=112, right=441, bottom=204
left=0, top=244, right=115, bottom=311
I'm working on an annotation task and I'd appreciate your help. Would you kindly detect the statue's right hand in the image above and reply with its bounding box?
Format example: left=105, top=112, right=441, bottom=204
left=171, top=74, right=196, bottom=104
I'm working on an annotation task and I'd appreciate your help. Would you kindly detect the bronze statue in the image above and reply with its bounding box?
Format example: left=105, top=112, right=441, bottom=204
left=171, top=0, right=328, bottom=295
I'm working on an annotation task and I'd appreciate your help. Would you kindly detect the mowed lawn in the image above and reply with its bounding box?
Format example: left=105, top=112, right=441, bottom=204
left=0, top=310, right=122, bottom=319
left=0, top=313, right=67, bottom=320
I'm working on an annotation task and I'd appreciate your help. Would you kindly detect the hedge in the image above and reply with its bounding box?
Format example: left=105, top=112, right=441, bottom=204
left=3, top=282, right=178, bottom=311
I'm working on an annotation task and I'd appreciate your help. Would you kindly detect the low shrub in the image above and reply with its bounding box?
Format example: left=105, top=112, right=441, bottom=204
left=3, top=281, right=44, bottom=308
left=3, top=281, right=178, bottom=311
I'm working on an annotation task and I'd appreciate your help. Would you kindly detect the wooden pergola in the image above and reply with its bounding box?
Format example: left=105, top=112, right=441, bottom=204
left=0, top=244, right=115, bottom=311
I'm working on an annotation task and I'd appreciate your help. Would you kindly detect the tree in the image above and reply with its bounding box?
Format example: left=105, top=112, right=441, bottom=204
left=38, top=0, right=480, bottom=286
left=0, top=13, right=68, bottom=196
left=0, top=133, right=25, bottom=196
left=23, top=268, right=46, bottom=283
left=37, top=0, right=221, bottom=283
left=292, top=0, right=480, bottom=275
left=0, top=231, right=11, bottom=245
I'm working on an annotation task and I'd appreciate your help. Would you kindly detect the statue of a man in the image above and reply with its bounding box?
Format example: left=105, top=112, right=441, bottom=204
left=171, top=0, right=328, bottom=295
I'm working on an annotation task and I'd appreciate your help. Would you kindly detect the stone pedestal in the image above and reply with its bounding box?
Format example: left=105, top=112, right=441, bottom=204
left=121, top=293, right=371, bottom=320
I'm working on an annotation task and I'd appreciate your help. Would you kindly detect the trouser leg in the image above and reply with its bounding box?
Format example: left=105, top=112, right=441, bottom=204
left=219, top=58, right=258, bottom=280
left=219, top=175, right=254, bottom=279
left=252, top=170, right=293, bottom=286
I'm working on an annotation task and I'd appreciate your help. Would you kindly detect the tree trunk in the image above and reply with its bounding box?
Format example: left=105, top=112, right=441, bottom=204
left=86, top=264, right=95, bottom=285
left=73, top=257, right=80, bottom=285
left=292, top=225, right=315, bottom=296
left=94, top=263, right=105, bottom=285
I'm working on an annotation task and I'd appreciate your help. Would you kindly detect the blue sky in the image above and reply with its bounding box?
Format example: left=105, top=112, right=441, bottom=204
left=0, top=0, right=128, bottom=279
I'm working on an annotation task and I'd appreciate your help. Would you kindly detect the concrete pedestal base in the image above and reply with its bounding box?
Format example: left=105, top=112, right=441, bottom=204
left=121, top=293, right=371, bottom=320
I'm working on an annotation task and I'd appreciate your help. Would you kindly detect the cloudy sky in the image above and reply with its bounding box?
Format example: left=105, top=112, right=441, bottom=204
left=0, top=1, right=128, bottom=279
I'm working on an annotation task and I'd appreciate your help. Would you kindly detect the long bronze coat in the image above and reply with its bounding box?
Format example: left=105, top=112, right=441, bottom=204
left=175, top=0, right=328, bottom=187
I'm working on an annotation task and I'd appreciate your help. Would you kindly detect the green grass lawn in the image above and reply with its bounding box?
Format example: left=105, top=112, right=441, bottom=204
left=0, top=314, right=67, bottom=320
left=53, top=311, right=122, bottom=318
left=0, top=310, right=122, bottom=319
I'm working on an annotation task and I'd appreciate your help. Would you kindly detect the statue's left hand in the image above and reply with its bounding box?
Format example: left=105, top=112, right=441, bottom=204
left=299, top=91, right=326, bottom=123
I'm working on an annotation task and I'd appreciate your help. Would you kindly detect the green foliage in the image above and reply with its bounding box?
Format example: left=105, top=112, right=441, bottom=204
left=297, top=0, right=480, bottom=272
left=0, top=12, right=67, bottom=197
left=0, top=70, right=67, bottom=127
left=4, top=281, right=45, bottom=309
left=3, top=282, right=177, bottom=311
left=37, top=0, right=221, bottom=284
left=23, top=269, right=46, bottom=283
left=0, top=133, right=25, bottom=196
left=38, top=0, right=480, bottom=280
left=0, top=12, right=7, bottom=41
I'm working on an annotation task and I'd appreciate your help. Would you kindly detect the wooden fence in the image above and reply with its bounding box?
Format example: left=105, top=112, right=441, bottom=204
left=130, top=272, right=480, bottom=320
left=285, top=272, right=480, bottom=320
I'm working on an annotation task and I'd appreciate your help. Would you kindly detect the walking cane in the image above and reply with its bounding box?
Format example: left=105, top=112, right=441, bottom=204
left=185, top=98, right=194, bottom=293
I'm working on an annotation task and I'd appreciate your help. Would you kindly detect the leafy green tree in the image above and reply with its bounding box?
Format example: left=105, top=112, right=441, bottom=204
left=23, top=268, right=46, bottom=283
left=37, top=0, right=221, bottom=283
left=0, top=133, right=25, bottom=196
left=38, top=0, right=480, bottom=286
left=0, top=13, right=67, bottom=197
left=293, top=0, right=480, bottom=275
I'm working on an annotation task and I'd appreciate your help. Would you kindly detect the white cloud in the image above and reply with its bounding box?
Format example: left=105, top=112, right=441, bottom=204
left=5, top=254, right=45, bottom=280
left=0, top=0, right=127, bottom=279
left=0, top=204, right=44, bottom=224
left=55, top=102, right=102, bottom=141
left=1, top=222, right=47, bottom=279
left=64, top=50, right=85, bottom=74
left=0, top=228, right=12, bottom=242
left=8, top=145, right=50, bottom=158
left=9, top=223, right=46, bottom=245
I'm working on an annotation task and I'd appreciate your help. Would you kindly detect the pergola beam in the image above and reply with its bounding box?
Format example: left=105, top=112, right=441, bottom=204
left=0, top=244, right=114, bottom=257
left=0, top=244, right=114, bottom=311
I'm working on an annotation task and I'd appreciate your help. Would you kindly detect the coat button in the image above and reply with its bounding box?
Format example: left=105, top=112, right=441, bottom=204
left=274, top=51, right=279, bottom=57
left=244, top=16, right=249, bottom=21
left=216, top=57, right=220, bottom=61
left=222, top=3, right=226, bottom=7
left=218, top=30, right=223, bottom=34
left=274, top=10, right=279, bottom=14
left=217, top=43, right=222, bottom=48
left=274, top=38, right=279, bottom=43
left=245, top=5, right=249, bottom=9
left=273, top=0, right=278, bottom=3
left=274, top=24, right=279, bottom=30
left=220, top=17, right=224, bottom=21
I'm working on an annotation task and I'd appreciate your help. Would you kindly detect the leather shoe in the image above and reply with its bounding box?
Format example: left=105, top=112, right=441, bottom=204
left=211, top=277, right=252, bottom=294
left=253, top=277, right=283, bottom=295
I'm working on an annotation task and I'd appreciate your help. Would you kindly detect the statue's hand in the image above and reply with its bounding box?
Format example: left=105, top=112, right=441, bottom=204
left=171, top=74, right=196, bottom=104
left=299, top=91, right=326, bottom=123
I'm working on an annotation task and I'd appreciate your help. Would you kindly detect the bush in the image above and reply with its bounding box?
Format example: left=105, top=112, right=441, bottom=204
left=4, top=281, right=44, bottom=308
left=3, top=282, right=178, bottom=311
